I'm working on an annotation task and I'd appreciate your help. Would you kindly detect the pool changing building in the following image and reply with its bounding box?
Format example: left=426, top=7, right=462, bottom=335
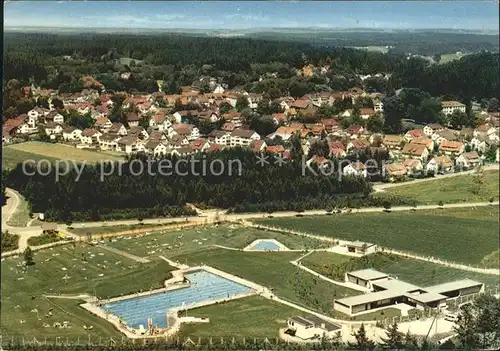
left=334, top=269, right=485, bottom=316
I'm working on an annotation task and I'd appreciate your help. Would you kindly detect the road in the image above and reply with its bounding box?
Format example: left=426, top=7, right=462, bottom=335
left=373, top=164, right=499, bottom=191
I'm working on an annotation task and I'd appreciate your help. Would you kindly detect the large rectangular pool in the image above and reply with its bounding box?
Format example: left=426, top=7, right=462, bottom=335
left=102, top=270, right=252, bottom=329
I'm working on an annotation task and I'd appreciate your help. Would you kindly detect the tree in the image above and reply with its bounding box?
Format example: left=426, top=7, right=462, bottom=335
left=349, top=323, right=375, bottom=350
left=403, top=330, right=419, bottom=349
left=474, top=294, right=500, bottom=348
left=366, top=114, right=384, bottom=133
left=454, top=304, right=480, bottom=349
left=438, top=200, right=444, bottom=207
left=382, top=96, right=404, bottom=133
left=235, top=96, right=249, bottom=112
left=383, top=200, right=392, bottom=211
left=487, top=98, right=499, bottom=112
left=379, top=321, right=404, bottom=349
left=449, top=110, right=470, bottom=129
left=52, top=98, right=64, bottom=110
left=24, top=246, right=35, bottom=266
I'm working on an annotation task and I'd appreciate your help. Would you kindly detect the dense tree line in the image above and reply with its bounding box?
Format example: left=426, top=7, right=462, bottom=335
left=4, top=149, right=376, bottom=222
left=392, top=52, right=499, bottom=101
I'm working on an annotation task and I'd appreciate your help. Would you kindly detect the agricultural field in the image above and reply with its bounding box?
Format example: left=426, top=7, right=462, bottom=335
left=173, top=248, right=358, bottom=315
left=301, top=252, right=500, bottom=288
left=1, top=243, right=175, bottom=338
left=179, top=296, right=307, bottom=339
left=106, top=224, right=329, bottom=259
left=379, top=170, right=499, bottom=205
left=2, top=142, right=123, bottom=167
left=254, top=206, right=500, bottom=266
left=2, top=147, right=59, bottom=170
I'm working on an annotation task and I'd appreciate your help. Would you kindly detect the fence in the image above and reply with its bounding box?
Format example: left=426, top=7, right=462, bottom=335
left=379, top=247, right=500, bottom=275
left=0, top=335, right=323, bottom=349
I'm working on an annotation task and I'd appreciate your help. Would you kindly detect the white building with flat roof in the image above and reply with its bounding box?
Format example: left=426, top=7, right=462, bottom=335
left=334, top=270, right=485, bottom=316
left=285, top=315, right=341, bottom=340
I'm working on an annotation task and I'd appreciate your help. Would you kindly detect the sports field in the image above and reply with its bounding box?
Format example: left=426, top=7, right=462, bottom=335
left=2, top=142, right=123, bottom=168
left=378, top=170, right=499, bottom=205
left=1, top=244, right=175, bottom=338
left=301, top=252, right=500, bottom=287
left=107, top=224, right=329, bottom=259
left=254, top=206, right=500, bottom=266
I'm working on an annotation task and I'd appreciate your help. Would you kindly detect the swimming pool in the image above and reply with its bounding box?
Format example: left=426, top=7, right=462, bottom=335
left=253, top=240, right=282, bottom=251
left=102, top=270, right=251, bottom=329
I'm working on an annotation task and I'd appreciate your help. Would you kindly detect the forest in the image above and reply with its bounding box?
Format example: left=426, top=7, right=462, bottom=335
left=1, top=147, right=409, bottom=222
left=4, top=32, right=498, bottom=104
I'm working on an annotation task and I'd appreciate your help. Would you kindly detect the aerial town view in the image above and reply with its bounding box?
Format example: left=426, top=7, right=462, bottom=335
left=1, top=1, right=499, bottom=350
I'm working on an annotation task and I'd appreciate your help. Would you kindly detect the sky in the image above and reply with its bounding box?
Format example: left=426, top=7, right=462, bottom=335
left=4, top=1, right=500, bottom=32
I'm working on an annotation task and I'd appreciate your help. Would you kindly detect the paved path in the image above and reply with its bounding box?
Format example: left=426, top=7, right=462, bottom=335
left=158, top=255, right=189, bottom=269
left=97, top=244, right=150, bottom=263
left=373, top=164, right=498, bottom=192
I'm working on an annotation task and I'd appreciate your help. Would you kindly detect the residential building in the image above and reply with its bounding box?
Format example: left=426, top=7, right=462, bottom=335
left=455, top=151, right=481, bottom=169
left=433, top=129, right=458, bottom=144
left=343, top=162, right=367, bottom=178
left=144, top=140, right=167, bottom=157
left=382, top=135, right=404, bottom=151
left=62, top=127, right=82, bottom=141
left=230, top=129, right=260, bottom=147
left=116, top=135, right=140, bottom=154
left=402, top=158, right=423, bottom=176
left=426, top=155, right=454, bottom=174
left=423, top=123, right=444, bottom=137
left=80, top=129, right=102, bottom=145
left=441, top=101, right=466, bottom=115
left=404, top=129, right=424, bottom=142
left=250, top=139, right=267, bottom=153
left=170, top=123, right=200, bottom=141
left=190, top=138, right=211, bottom=153
left=470, top=135, right=492, bottom=154
left=207, top=130, right=231, bottom=145
left=346, top=139, right=370, bottom=153
left=44, top=123, right=64, bottom=138
left=108, top=123, right=127, bottom=136
left=94, top=117, right=113, bottom=132
left=126, top=112, right=140, bottom=127
left=438, top=141, right=465, bottom=156
left=99, top=134, right=121, bottom=151
left=44, top=110, right=65, bottom=124
left=383, top=163, right=408, bottom=182
left=401, top=143, right=429, bottom=161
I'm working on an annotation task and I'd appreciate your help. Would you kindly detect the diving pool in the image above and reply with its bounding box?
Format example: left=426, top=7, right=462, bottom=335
left=102, top=270, right=251, bottom=329
left=253, top=240, right=282, bottom=251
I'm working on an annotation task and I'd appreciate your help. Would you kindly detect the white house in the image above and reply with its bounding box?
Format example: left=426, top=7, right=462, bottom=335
left=44, top=123, right=64, bottom=138
left=426, top=155, right=454, bottom=174
left=116, top=135, right=140, bottom=154
left=169, top=124, right=200, bottom=141
left=208, top=130, right=231, bottom=145
left=374, top=100, right=384, bottom=112
left=423, top=123, right=444, bottom=137
left=441, top=101, right=466, bottom=115
left=230, top=129, right=260, bottom=147
left=470, top=136, right=492, bottom=154
left=343, top=162, right=367, bottom=178
left=80, top=129, right=102, bottom=145
left=99, top=134, right=121, bottom=151
left=455, top=151, right=481, bottom=169
left=108, top=123, right=128, bottom=136
left=62, top=127, right=82, bottom=141
left=44, top=110, right=65, bottom=124
left=213, top=85, right=225, bottom=94
left=144, top=140, right=167, bottom=157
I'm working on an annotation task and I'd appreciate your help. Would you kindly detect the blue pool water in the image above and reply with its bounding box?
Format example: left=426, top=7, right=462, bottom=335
left=102, top=270, right=251, bottom=328
left=252, top=240, right=282, bottom=251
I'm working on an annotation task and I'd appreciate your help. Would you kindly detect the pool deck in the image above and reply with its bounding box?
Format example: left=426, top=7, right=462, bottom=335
left=80, top=265, right=263, bottom=339
left=242, top=239, right=290, bottom=252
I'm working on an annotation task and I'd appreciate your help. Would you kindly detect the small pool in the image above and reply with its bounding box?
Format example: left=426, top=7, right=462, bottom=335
left=253, top=241, right=282, bottom=251
left=102, top=270, right=251, bottom=329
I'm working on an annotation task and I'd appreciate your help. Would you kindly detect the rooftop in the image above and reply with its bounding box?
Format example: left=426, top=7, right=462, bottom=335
left=424, top=279, right=484, bottom=294
left=347, top=268, right=388, bottom=281
left=335, top=289, right=403, bottom=307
